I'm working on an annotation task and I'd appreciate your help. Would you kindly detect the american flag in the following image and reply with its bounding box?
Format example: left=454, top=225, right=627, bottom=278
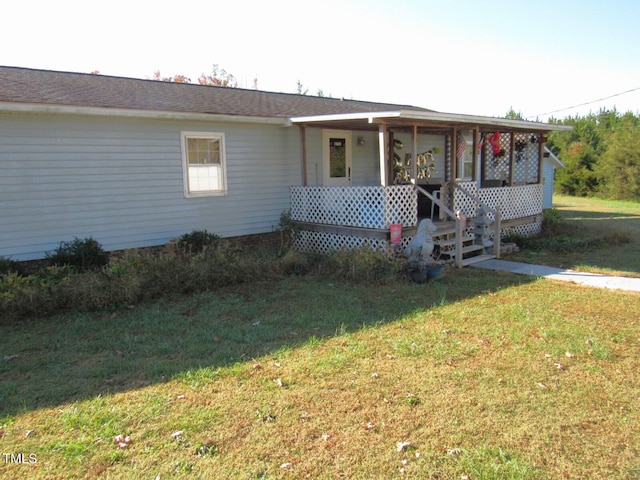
left=456, top=133, right=467, bottom=159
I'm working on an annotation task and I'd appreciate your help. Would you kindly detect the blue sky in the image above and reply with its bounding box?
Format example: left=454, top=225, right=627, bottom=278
left=3, top=0, right=639, bottom=120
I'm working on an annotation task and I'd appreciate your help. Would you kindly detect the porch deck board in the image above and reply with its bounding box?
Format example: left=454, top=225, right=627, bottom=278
left=293, top=221, right=395, bottom=240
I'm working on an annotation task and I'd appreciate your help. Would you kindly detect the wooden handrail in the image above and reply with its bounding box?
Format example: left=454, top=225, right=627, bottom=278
left=452, top=183, right=502, bottom=259
left=415, top=184, right=463, bottom=267
left=414, top=185, right=456, bottom=220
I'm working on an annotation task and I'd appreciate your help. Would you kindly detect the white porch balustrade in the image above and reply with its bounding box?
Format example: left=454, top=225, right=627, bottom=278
left=289, top=183, right=543, bottom=255
left=455, top=182, right=543, bottom=236
left=290, top=185, right=417, bottom=254
left=290, top=185, right=417, bottom=229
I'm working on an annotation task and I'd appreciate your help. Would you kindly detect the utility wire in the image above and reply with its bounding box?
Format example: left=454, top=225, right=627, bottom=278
left=526, top=86, right=640, bottom=119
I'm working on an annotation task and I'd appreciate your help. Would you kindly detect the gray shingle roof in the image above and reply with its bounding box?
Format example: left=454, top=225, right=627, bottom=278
left=0, top=66, right=434, bottom=118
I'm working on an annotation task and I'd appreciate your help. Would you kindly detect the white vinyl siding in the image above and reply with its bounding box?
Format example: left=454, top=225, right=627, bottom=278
left=0, top=113, right=300, bottom=260
left=542, top=159, right=555, bottom=209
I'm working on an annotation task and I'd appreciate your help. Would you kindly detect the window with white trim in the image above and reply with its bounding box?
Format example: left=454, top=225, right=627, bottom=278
left=456, top=131, right=474, bottom=181
left=181, top=132, right=227, bottom=197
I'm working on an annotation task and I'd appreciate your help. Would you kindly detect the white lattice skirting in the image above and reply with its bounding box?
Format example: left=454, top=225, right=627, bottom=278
left=295, top=231, right=372, bottom=255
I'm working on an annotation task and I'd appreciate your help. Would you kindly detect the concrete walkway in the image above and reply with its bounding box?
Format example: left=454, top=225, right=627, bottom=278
left=471, top=259, right=640, bottom=293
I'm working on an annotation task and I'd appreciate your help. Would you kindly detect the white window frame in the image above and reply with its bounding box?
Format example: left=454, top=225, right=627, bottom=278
left=456, top=135, right=474, bottom=182
left=181, top=131, right=228, bottom=197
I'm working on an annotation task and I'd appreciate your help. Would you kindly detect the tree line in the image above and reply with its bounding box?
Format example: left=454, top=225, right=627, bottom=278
left=547, top=109, right=640, bottom=201
left=505, top=107, right=639, bottom=201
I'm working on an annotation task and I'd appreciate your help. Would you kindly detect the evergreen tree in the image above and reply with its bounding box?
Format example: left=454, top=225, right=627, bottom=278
left=547, top=108, right=640, bottom=200
left=549, top=114, right=602, bottom=196
left=597, top=113, right=640, bottom=200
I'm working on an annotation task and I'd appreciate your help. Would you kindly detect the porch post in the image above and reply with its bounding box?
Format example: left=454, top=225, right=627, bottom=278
left=299, top=126, right=308, bottom=186
left=411, top=124, right=418, bottom=184
left=472, top=128, right=479, bottom=185
left=537, top=134, right=545, bottom=184
left=450, top=127, right=458, bottom=212
left=480, top=130, right=487, bottom=185
left=508, top=132, right=515, bottom=186
left=388, top=131, right=396, bottom=185
left=378, top=123, right=388, bottom=186
left=451, top=127, right=458, bottom=182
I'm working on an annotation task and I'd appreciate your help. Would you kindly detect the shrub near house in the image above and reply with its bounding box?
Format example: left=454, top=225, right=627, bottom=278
left=0, top=231, right=404, bottom=321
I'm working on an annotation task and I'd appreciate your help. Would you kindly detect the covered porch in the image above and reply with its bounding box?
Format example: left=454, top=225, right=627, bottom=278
left=289, top=110, right=569, bottom=267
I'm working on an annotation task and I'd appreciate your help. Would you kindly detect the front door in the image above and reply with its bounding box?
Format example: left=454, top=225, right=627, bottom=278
left=322, top=130, right=352, bottom=186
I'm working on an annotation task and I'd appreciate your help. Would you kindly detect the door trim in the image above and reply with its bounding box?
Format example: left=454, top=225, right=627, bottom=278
left=322, top=130, right=352, bottom=186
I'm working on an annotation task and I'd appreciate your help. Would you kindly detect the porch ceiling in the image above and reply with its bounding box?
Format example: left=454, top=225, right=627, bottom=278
left=290, top=110, right=572, bottom=133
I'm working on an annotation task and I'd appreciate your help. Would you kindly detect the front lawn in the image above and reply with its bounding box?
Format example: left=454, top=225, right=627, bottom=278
left=508, top=194, right=640, bottom=277
left=2, top=271, right=639, bottom=479
left=1, top=195, right=639, bottom=479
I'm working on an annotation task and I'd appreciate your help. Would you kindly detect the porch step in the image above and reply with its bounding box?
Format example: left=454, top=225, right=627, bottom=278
left=433, top=219, right=478, bottom=239
left=434, top=221, right=457, bottom=237
left=430, top=219, right=497, bottom=268
left=462, top=254, right=497, bottom=267
left=443, top=243, right=485, bottom=257
left=434, top=235, right=475, bottom=249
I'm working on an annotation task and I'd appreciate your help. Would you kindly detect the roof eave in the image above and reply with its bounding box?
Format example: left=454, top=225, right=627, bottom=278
left=291, top=111, right=403, bottom=124
left=544, top=146, right=566, bottom=168
left=0, top=101, right=291, bottom=126
left=291, top=110, right=572, bottom=132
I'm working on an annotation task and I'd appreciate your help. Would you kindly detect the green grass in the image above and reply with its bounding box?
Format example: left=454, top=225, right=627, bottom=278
left=508, top=194, right=640, bottom=277
left=1, top=196, right=639, bottom=479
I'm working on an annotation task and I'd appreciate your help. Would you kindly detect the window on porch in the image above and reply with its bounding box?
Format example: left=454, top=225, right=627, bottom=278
left=457, top=131, right=474, bottom=181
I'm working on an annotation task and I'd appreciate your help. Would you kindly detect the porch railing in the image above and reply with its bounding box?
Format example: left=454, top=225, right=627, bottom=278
left=289, top=183, right=541, bottom=264
left=455, top=182, right=543, bottom=221
left=454, top=183, right=502, bottom=259
left=290, top=185, right=417, bottom=229
left=415, top=184, right=465, bottom=268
